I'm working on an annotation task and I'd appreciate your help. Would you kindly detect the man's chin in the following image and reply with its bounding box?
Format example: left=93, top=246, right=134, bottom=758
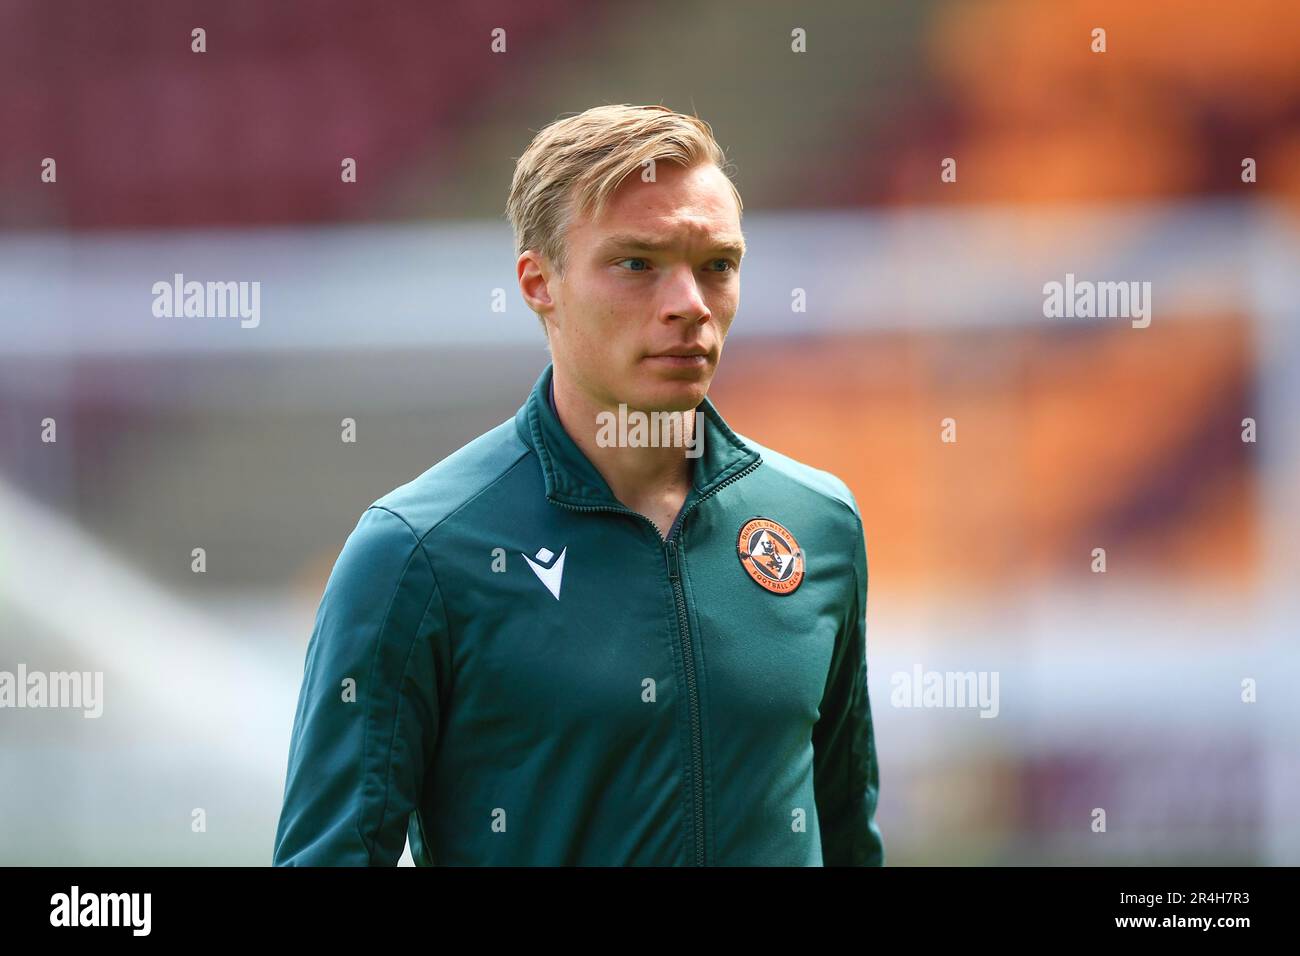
left=634, top=380, right=709, bottom=413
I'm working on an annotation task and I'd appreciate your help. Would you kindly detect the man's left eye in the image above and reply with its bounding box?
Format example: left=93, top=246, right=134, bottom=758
left=708, top=259, right=735, bottom=272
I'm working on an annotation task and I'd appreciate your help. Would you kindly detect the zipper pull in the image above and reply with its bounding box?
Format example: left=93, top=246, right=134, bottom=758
left=665, top=539, right=680, bottom=581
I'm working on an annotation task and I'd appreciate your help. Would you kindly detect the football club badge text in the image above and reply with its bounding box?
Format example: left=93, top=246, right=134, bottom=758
left=737, top=517, right=805, bottom=594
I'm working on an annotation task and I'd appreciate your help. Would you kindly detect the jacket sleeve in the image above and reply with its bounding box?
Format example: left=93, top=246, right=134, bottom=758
left=811, top=499, right=885, bottom=866
left=273, top=505, right=448, bottom=866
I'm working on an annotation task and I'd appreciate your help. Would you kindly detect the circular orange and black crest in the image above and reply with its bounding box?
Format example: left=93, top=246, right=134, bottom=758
left=737, top=517, right=805, bottom=594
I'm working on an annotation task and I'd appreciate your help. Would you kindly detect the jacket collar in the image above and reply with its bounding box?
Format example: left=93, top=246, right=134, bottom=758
left=514, top=362, right=761, bottom=510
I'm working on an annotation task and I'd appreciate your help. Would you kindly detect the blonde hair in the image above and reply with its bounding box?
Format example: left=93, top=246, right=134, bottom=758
left=506, top=104, right=743, bottom=283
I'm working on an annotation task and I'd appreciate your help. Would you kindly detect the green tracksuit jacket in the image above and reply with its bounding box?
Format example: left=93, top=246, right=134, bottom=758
left=273, top=362, right=884, bottom=866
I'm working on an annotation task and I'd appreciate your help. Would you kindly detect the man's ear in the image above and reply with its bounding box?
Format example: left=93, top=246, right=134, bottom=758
left=517, top=250, right=556, bottom=317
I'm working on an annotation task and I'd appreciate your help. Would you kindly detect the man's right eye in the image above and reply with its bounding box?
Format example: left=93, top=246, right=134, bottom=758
left=616, top=258, right=649, bottom=272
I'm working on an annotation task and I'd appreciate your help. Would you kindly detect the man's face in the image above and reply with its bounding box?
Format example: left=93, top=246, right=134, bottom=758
left=520, top=161, right=745, bottom=413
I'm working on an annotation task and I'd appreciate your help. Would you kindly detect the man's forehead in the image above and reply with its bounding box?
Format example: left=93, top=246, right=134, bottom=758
left=573, top=164, right=740, bottom=234
left=591, top=225, right=746, bottom=254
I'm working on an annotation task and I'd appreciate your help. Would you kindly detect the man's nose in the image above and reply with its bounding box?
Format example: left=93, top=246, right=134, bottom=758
left=660, top=263, right=711, bottom=323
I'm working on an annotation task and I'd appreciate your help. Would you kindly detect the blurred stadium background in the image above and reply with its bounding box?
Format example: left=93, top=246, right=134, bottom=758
left=2, top=0, right=1298, bottom=864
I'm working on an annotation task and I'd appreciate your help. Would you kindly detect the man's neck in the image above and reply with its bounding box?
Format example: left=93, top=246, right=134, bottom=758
left=550, top=370, right=696, bottom=532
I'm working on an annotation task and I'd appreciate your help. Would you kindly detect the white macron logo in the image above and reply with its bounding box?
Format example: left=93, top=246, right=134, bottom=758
left=522, top=546, right=566, bottom=600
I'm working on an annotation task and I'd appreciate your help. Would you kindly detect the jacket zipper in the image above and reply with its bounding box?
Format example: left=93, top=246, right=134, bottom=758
left=663, top=535, right=702, bottom=864
left=549, top=456, right=761, bottom=866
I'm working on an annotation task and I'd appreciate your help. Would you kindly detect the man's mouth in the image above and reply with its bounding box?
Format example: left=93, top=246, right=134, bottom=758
left=646, top=351, right=709, bottom=368
left=648, top=345, right=709, bottom=360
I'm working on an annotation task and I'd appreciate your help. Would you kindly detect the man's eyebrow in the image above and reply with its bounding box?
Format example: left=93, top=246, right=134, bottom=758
left=596, top=233, right=746, bottom=257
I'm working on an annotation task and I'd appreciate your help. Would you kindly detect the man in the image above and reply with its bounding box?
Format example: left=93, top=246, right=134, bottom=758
left=273, top=104, right=884, bottom=866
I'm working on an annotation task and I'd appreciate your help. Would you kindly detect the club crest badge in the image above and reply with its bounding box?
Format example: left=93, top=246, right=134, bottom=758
left=737, top=517, right=805, bottom=594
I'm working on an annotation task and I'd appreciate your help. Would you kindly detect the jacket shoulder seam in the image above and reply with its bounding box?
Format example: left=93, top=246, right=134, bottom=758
left=737, top=437, right=859, bottom=520
left=371, top=444, right=533, bottom=549
left=352, top=508, right=441, bottom=864
left=771, top=466, right=858, bottom=521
